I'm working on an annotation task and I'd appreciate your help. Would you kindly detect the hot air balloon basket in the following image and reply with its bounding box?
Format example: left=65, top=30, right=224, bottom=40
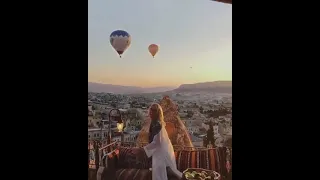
left=183, top=168, right=220, bottom=180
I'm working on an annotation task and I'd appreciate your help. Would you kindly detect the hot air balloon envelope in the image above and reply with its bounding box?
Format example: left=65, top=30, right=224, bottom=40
left=148, top=44, right=159, bottom=58
left=110, top=30, right=131, bottom=57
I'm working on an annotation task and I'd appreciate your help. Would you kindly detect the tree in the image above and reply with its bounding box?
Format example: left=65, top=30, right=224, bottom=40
left=203, top=136, right=207, bottom=147
left=136, top=124, right=142, bottom=130
left=111, top=102, right=117, bottom=108
left=199, top=106, right=204, bottom=114
left=186, top=110, right=194, bottom=118
left=205, top=121, right=216, bottom=148
left=207, top=108, right=230, bottom=118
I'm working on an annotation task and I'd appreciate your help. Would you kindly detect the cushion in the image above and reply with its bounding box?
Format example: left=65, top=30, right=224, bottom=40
left=175, top=147, right=228, bottom=178
left=117, top=147, right=151, bottom=169
left=115, top=169, right=181, bottom=180
left=116, top=169, right=150, bottom=180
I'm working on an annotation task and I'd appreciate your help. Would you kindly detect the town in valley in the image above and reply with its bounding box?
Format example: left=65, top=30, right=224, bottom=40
left=88, top=83, right=232, bottom=150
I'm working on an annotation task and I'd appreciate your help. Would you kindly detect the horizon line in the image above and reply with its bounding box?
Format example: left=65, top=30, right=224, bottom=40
left=88, top=80, right=232, bottom=88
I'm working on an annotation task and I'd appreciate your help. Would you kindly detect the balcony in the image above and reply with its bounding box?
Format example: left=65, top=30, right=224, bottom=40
left=88, top=140, right=231, bottom=180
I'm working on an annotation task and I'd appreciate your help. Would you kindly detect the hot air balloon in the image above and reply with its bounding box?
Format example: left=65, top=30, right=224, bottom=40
left=110, top=30, right=131, bottom=58
left=212, top=0, right=232, bottom=4
left=148, top=44, right=159, bottom=58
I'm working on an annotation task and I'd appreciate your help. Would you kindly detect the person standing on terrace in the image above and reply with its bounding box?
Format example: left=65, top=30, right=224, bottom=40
left=144, top=103, right=183, bottom=180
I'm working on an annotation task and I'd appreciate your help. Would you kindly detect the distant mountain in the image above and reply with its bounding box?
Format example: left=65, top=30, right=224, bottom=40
left=172, top=81, right=232, bottom=93
left=88, top=82, right=175, bottom=94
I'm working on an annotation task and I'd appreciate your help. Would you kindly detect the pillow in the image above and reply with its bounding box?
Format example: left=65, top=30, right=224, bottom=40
left=117, top=147, right=151, bottom=169
left=175, top=147, right=229, bottom=178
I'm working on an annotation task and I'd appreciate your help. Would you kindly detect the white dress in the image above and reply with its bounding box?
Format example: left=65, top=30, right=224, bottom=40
left=143, top=123, right=182, bottom=180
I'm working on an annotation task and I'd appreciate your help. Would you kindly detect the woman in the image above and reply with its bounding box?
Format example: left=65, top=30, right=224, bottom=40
left=143, top=103, right=183, bottom=180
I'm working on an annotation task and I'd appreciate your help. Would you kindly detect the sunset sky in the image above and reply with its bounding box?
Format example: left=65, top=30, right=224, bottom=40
left=88, top=0, right=232, bottom=88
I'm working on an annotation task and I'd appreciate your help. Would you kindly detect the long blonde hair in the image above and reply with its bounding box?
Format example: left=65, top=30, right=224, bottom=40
left=150, top=103, right=166, bottom=126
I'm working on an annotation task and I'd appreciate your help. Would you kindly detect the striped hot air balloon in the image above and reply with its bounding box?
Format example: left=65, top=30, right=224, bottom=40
left=110, top=30, right=131, bottom=58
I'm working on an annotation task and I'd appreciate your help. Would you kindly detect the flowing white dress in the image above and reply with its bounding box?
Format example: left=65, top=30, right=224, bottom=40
left=143, top=123, right=182, bottom=180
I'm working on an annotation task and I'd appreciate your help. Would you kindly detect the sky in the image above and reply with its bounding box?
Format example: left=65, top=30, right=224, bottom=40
left=88, top=0, right=232, bottom=88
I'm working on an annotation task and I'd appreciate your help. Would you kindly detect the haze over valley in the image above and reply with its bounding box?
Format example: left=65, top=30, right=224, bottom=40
left=88, top=81, right=232, bottom=94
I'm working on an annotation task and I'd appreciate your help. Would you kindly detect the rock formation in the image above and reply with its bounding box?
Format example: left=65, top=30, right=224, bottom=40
left=136, top=96, right=194, bottom=148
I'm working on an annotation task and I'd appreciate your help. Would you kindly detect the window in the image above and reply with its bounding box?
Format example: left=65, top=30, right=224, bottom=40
left=94, top=134, right=96, bottom=137
left=97, top=133, right=100, bottom=137
left=88, top=135, right=91, bottom=138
